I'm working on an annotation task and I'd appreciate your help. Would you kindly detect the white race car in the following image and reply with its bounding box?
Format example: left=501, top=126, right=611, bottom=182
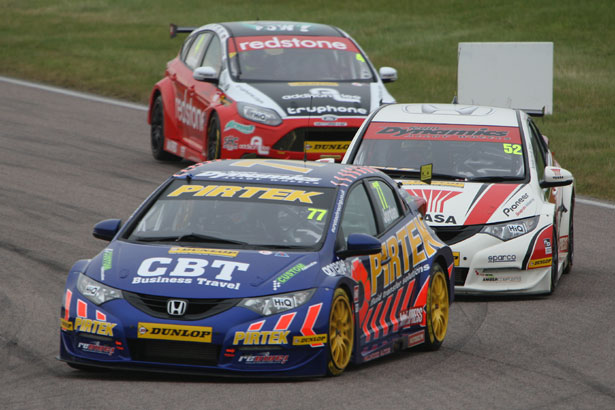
left=343, top=103, right=574, bottom=295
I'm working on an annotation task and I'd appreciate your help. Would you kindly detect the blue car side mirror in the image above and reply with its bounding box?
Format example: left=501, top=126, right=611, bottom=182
left=336, top=233, right=382, bottom=258
left=92, top=219, right=122, bottom=241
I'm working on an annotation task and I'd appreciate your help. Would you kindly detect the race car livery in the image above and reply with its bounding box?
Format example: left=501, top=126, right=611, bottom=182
left=343, top=103, right=575, bottom=295
left=148, top=21, right=396, bottom=163
left=59, top=159, right=453, bottom=377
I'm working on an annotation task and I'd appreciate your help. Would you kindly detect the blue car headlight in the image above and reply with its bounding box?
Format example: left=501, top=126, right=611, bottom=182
left=480, top=216, right=539, bottom=241
left=77, top=273, right=123, bottom=305
left=237, top=102, right=282, bottom=126
left=238, top=289, right=315, bottom=316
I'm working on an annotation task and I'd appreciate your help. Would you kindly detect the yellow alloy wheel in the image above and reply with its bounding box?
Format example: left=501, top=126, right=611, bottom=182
left=425, top=265, right=449, bottom=350
left=327, top=288, right=354, bottom=376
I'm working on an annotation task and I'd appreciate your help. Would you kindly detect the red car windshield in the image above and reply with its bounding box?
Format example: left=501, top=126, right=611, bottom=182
left=227, top=35, right=374, bottom=82
left=352, top=122, right=526, bottom=180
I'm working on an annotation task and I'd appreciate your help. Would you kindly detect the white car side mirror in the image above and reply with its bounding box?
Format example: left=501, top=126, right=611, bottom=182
left=193, top=66, right=218, bottom=82
left=540, top=166, right=573, bottom=188
left=379, top=67, right=398, bottom=83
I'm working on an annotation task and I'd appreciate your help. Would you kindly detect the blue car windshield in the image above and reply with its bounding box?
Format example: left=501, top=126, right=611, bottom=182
left=127, top=180, right=337, bottom=248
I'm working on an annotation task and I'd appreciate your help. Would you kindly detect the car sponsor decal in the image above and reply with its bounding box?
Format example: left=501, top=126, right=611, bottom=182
left=364, top=123, right=522, bottom=144
left=167, top=184, right=324, bottom=204
left=228, top=36, right=359, bottom=53
left=237, top=352, right=290, bottom=365
left=241, top=22, right=313, bottom=33
left=368, top=219, right=441, bottom=297
left=293, top=334, right=328, bottom=345
left=134, top=257, right=248, bottom=289
left=406, top=330, right=425, bottom=348
left=287, top=105, right=367, bottom=116
left=464, top=184, right=519, bottom=225
left=522, top=224, right=554, bottom=269
left=138, top=323, right=213, bottom=342
left=283, top=88, right=361, bottom=103
left=233, top=329, right=290, bottom=345
left=224, top=120, right=255, bottom=134
left=101, top=248, right=112, bottom=281
left=78, top=341, right=115, bottom=356
left=404, top=187, right=463, bottom=224
left=195, top=170, right=320, bottom=184
left=400, top=180, right=465, bottom=188
left=272, top=262, right=316, bottom=290
left=60, top=318, right=73, bottom=331
left=168, top=247, right=239, bottom=257
left=528, top=258, right=552, bottom=268
left=176, top=89, right=206, bottom=132
left=304, top=141, right=351, bottom=153
left=502, top=192, right=535, bottom=218
left=74, top=317, right=116, bottom=337
left=474, top=270, right=522, bottom=283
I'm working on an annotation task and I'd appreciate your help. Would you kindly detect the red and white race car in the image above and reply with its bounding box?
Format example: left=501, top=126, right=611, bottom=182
left=148, top=21, right=396, bottom=162
left=343, top=103, right=575, bottom=295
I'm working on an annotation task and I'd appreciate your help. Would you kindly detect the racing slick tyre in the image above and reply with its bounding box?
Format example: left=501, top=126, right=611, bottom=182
left=423, top=264, right=449, bottom=351
left=563, top=193, right=574, bottom=274
left=150, top=95, right=181, bottom=161
left=327, top=288, right=354, bottom=376
left=548, top=219, right=560, bottom=294
left=207, top=112, right=221, bottom=160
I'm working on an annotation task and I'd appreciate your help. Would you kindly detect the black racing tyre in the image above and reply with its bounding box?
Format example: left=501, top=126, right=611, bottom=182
left=327, top=288, right=354, bottom=376
left=207, top=112, right=221, bottom=160
left=563, top=193, right=574, bottom=274
left=150, top=95, right=181, bottom=161
left=423, top=264, right=449, bottom=351
left=548, top=218, right=560, bottom=294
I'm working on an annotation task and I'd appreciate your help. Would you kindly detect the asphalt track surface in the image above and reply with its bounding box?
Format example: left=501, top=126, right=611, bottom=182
left=1, top=78, right=614, bottom=410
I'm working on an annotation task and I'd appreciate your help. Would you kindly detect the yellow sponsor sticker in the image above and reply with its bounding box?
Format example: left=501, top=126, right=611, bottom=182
left=453, top=252, right=460, bottom=267
left=304, top=141, right=350, bottom=153
left=401, top=180, right=465, bottom=188
left=528, top=257, right=552, bottom=269
left=169, top=247, right=239, bottom=258
left=74, top=318, right=116, bottom=337
left=60, top=318, right=73, bottom=331
left=137, top=323, right=213, bottom=343
left=292, top=334, right=328, bottom=346
left=233, top=330, right=290, bottom=345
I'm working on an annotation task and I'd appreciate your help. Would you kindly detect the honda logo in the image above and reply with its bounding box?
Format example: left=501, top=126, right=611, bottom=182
left=167, top=299, right=187, bottom=316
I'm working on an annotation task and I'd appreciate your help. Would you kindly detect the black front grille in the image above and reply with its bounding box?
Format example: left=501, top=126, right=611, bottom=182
left=128, top=339, right=220, bottom=366
left=432, top=225, right=483, bottom=245
left=272, top=127, right=359, bottom=152
left=455, top=268, right=469, bottom=286
left=123, top=292, right=239, bottom=320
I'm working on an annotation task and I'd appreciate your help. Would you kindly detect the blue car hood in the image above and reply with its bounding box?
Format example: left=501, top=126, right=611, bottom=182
left=85, top=241, right=322, bottom=299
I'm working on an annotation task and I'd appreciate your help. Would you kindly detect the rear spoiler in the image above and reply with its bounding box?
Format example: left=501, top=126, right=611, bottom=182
left=169, top=23, right=197, bottom=38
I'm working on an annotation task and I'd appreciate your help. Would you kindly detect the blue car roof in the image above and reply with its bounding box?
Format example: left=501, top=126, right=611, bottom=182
left=173, top=159, right=382, bottom=188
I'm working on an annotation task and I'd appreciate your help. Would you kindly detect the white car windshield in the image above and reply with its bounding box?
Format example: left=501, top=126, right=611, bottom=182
left=352, top=122, right=526, bottom=181
left=228, top=35, right=374, bottom=82
left=127, top=181, right=336, bottom=248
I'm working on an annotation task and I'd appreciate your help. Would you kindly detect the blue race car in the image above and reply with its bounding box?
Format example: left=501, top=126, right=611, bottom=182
left=59, top=159, right=454, bottom=377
